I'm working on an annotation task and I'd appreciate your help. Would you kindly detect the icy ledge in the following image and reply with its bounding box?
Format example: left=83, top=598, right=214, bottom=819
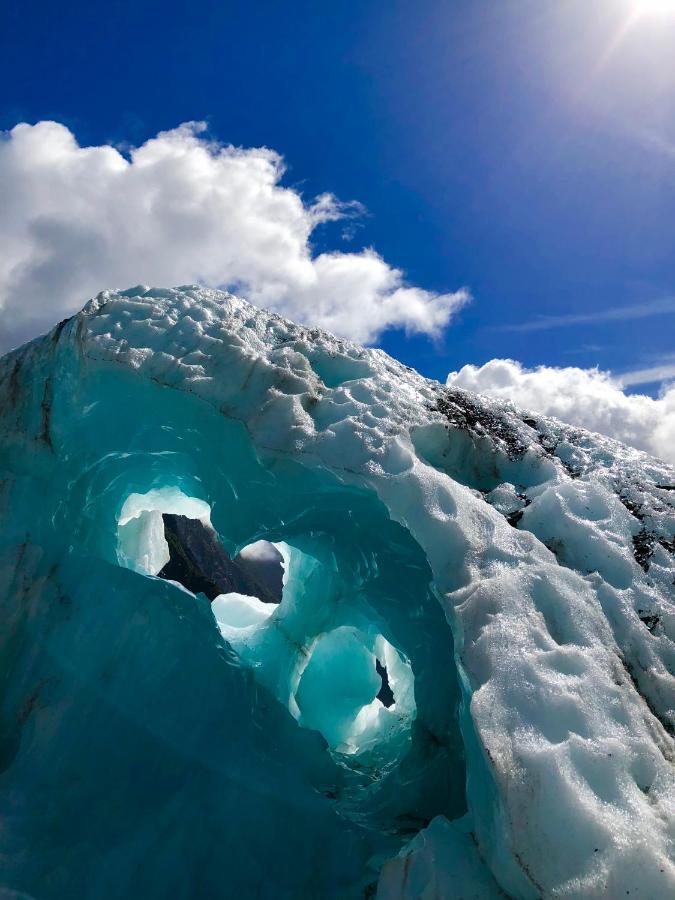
left=0, top=285, right=673, bottom=899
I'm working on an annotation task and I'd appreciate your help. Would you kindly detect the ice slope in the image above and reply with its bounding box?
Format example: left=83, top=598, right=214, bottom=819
left=0, top=285, right=673, bottom=899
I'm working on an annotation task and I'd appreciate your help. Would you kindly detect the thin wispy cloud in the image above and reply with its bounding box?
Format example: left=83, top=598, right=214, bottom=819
left=619, top=358, right=675, bottom=387
left=562, top=343, right=607, bottom=356
left=497, top=296, right=675, bottom=333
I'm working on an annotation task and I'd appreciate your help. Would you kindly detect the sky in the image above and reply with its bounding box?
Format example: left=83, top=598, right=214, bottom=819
left=1, top=0, right=674, bottom=461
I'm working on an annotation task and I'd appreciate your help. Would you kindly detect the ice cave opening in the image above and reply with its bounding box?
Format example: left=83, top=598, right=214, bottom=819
left=114, top=487, right=418, bottom=754
left=103, top=429, right=465, bottom=813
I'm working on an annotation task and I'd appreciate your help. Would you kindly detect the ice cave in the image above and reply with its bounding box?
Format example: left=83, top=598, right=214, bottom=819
left=0, top=286, right=673, bottom=899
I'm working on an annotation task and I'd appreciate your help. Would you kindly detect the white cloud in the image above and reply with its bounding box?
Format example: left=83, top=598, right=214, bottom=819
left=0, top=120, right=469, bottom=350
left=447, top=359, right=675, bottom=465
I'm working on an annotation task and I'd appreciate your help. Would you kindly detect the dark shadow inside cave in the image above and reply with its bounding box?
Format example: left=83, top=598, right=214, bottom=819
left=158, top=514, right=283, bottom=603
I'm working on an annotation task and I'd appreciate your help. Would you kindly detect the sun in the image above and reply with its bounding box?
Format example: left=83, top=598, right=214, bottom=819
left=629, top=0, right=675, bottom=17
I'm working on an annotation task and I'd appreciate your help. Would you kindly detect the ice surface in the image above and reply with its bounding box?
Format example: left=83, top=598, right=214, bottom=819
left=295, top=626, right=381, bottom=747
left=212, top=591, right=275, bottom=629
left=377, top=815, right=506, bottom=899
left=0, top=285, right=673, bottom=899
left=117, top=487, right=211, bottom=575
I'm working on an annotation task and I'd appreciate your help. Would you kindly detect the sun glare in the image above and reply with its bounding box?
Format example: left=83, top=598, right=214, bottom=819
left=630, top=0, right=675, bottom=17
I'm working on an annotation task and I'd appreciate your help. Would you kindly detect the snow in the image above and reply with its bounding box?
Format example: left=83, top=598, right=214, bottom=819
left=0, top=284, right=673, bottom=899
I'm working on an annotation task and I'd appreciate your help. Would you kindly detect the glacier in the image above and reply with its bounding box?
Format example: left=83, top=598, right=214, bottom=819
left=0, top=285, right=673, bottom=899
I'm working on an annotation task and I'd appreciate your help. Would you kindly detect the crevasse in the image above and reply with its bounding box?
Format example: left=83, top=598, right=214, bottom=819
left=0, top=286, right=673, bottom=899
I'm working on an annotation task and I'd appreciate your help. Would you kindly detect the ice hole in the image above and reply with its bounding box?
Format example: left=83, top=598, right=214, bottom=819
left=292, top=627, right=415, bottom=753
left=158, top=521, right=285, bottom=603
left=295, top=627, right=381, bottom=749
left=116, top=489, right=285, bottom=604
left=376, top=659, right=395, bottom=708
left=235, top=541, right=284, bottom=601
left=116, top=488, right=212, bottom=576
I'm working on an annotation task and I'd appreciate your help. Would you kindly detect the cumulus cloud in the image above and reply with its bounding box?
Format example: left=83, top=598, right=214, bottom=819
left=0, top=120, right=469, bottom=350
left=447, top=359, right=675, bottom=465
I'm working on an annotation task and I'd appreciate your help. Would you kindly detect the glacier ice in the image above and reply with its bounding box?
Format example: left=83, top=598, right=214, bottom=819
left=117, top=487, right=212, bottom=576
left=0, top=285, right=673, bottom=899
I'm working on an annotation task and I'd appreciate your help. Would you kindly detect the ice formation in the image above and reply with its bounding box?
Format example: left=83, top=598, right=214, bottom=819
left=0, top=285, right=673, bottom=899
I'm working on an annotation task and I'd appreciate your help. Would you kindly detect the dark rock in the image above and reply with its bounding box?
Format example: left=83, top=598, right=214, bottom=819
left=376, top=659, right=395, bottom=708
left=638, top=610, right=661, bottom=634
left=633, top=530, right=656, bottom=572
left=430, top=389, right=528, bottom=459
left=506, top=509, right=524, bottom=527
left=158, top=515, right=282, bottom=604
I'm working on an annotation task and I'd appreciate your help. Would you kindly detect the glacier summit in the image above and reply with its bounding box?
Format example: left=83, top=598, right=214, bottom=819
left=0, top=286, right=674, bottom=899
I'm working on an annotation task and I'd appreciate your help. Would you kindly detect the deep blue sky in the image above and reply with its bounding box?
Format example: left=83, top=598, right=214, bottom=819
left=2, top=0, right=674, bottom=389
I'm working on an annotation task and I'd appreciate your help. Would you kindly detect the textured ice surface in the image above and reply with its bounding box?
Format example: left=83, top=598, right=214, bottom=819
left=0, top=286, right=674, bottom=899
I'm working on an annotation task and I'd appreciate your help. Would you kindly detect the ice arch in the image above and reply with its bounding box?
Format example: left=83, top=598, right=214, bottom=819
left=115, top=486, right=420, bottom=757
left=42, top=360, right=465, bottom=880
